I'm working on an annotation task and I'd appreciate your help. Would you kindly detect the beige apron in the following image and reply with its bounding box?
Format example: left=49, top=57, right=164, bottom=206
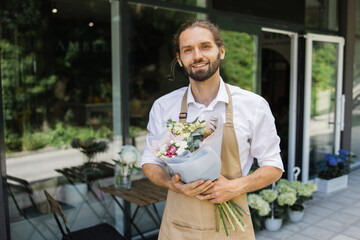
left=158, top=84, right=255, bottom=240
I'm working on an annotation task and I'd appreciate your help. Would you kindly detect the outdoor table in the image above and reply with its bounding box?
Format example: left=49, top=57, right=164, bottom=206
left=100, top=178, right=167, bottom=240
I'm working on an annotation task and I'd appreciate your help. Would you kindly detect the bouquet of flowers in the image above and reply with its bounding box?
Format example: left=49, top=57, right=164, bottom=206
left=150, top=114, right=250, bottom=236
left=150, top=115, right=223, bottom=183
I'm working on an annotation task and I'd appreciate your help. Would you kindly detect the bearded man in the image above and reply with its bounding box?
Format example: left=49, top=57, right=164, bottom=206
left=141, top=19, right=284, bottom=239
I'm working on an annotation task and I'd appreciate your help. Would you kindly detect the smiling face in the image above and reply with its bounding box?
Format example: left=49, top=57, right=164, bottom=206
left=177, top=27, right=225, bottom=82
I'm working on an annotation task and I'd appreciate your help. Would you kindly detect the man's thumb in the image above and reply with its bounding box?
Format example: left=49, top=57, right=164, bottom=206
left=172, top=174, right=180, bottom=183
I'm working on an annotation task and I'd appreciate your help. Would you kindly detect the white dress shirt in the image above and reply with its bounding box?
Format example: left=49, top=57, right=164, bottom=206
left=141, top=79, right=284, bottom=176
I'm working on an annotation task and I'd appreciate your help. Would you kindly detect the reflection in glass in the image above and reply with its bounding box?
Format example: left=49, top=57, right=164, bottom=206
left=128, top=4, right=206, bottom=129
left=351, top=38, right=360, bottom=165
left=1, top=1, right=115, bottom=239
left=221, top=31, right=257, bottom=92
left=309, top=42, right=337, bottom=178
left=305, top=0, right=338, bottom=31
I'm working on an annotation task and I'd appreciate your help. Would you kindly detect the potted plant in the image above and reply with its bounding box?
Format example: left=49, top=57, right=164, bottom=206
left=113, top=145, right=141, bottom=189
left=259, top=188, right=286, bottom=231
left=247, top=193, right=272, bottom=231
left=316, top=149, right=355, bottom=193
left=276, top=179, right=317, bottom=222
left=248, top=187, right=287, bottom=232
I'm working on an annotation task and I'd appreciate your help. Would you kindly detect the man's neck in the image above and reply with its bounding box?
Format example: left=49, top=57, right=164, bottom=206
left=189, top=72, right=221, bottom=107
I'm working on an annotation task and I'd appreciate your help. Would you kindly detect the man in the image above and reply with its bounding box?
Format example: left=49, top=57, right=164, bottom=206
left=141, top=19, right=284, bottom=239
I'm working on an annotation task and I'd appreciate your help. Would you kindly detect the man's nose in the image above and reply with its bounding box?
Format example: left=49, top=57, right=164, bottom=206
left=193, top=47, right=203, bottom=60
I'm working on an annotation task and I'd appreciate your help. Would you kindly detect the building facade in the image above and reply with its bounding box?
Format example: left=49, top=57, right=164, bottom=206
left=0, top=0, right=359, bottom=239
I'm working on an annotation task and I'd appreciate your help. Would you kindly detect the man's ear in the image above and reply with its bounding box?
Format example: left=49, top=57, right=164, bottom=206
left=220, top=45, right=225, bottom=61
left=176, top=52, right=183, bottom=67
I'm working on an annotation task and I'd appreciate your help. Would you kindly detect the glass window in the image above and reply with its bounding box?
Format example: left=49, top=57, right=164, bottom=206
left=127, top=3, right=206, bottom=130
left=351, top=2, right=360, bottom=166
left=305, top=0, right=338, bottom=31
left=309, top=41, right=338, bottom=178
left=1, top=0, right=115, bottom=238
left=221, top=30, right=258, bottom=92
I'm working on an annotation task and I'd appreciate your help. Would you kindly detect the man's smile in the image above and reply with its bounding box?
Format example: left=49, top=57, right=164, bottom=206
left=191, top=61, right=209, bottom=70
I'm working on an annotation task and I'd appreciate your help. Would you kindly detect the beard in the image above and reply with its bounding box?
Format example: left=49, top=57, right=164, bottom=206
left=181, top=53, right=221, bottom=82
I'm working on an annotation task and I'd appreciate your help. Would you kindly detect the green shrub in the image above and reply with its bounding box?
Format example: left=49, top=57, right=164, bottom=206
left=22, top=132, right=51, bottom=151
left=5, top=132, right=22, bottom=152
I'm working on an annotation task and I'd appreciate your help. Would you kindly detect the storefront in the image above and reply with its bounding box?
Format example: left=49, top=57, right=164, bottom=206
left=0, top=0, right=359, bottom=239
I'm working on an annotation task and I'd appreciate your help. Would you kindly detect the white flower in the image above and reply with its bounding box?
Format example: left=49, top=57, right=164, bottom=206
left=119, top=145, right=141, bottom=165
left=121, top=151, right=137, bottom=164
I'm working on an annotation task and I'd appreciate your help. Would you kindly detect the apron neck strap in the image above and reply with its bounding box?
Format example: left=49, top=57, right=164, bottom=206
left=179, top=88, right=188, bottom=123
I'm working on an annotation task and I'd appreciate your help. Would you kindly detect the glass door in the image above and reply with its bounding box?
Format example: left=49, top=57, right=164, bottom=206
left=261, top=28, right=298, bottom=181
left=302, top=34, right=345, bottom=182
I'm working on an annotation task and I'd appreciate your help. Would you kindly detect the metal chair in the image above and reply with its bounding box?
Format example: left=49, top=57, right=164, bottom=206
left=7, top=175, right=63, bottom=240
left=44, top=190, right=124, bottom=240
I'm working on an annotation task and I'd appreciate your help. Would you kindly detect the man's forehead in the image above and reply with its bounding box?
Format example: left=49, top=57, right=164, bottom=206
left=179, top=27, right=216, bottom=47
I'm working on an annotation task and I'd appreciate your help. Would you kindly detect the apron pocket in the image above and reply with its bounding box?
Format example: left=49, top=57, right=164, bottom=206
left=170, top=221, right=215, bottom=240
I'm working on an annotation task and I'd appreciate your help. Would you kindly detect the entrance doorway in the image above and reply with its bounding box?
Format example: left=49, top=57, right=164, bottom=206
left=302, top=34, right=345, bottom=182
left=261, top=29, right=298, bottom=181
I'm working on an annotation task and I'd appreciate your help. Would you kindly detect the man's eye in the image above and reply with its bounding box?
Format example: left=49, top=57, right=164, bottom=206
left=203, top=45, right=210, bottom=49
left=184, top=49, right=191, bottom=53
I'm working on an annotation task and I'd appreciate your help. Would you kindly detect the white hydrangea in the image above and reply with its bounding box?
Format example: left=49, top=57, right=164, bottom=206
left=247, top=194, right=271, bottom=216
left=260, top=189, right=278, bottom=203
left=297, top=183, right=317, bottom=197
left=277, top=192, right=297, bottom=206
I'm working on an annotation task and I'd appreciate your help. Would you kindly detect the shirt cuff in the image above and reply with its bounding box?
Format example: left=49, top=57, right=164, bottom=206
left=257, top=153, right=284, bottom=172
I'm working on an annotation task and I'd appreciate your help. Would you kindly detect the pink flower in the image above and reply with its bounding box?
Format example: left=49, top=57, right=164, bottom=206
left=167, top=145, right=178, bottom=157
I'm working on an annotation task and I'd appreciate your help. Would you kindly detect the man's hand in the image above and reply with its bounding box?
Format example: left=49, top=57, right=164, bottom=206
left=170, top=174, right=214, bottom=197
left=196, top=175, right=238, bottom=203
left=196, top=166, right=283, bottom=203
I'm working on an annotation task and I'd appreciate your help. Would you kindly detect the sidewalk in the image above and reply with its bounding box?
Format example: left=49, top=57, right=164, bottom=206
left=256, top=168, right=360, bottom=240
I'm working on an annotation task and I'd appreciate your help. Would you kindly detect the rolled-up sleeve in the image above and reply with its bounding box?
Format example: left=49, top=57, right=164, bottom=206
left=250, top=98, right=284, bottom=171
left=141, top=100, right=165, bottom=167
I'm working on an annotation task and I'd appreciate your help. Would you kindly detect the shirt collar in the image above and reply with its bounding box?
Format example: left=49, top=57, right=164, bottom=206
left=186, top=77, right=229, bottom=106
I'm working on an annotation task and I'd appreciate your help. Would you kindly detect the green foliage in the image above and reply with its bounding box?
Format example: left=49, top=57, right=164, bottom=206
left=311, top=43, right=337, bottom=116
left=4, top=123, right=113, bottom=153
left=22, top=132, right=52, bottom=151
left=221, top=31, right=256, bottom=91
left=1, top=40, right=58, bottom=133
left=4, top=132, right=22, bottom=152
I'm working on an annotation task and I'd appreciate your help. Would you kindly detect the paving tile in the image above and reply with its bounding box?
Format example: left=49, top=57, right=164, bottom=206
left=282, top=221, right=310, bottom=232
left=305, top=205, right=334, bottom=217
left=315, top=218, right=348, bottom=233
left=342, top=226, right=360, bottom=239
left=339, top=190, right=360, bottom=199
left=259, top=228, right=294, bottom=240
left=329, top=234, right=358, bottom=240
left=254, top=234, right=274, bottom=240
left=329, top=212, right=360, bottom=225
left=313, top=200, right=345, bottom=211
left=327, top=195, right=358, bottom=206
left=287, top=233, right=317, bottom=240
left=301, top=226, right=337, bottom=240
left=302, top=213, right=323, bottom=224
left=341, top=206, right=360, bottom=217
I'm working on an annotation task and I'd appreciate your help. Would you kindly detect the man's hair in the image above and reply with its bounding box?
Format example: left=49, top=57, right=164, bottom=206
left=173, top=19, right=225, bottom=55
